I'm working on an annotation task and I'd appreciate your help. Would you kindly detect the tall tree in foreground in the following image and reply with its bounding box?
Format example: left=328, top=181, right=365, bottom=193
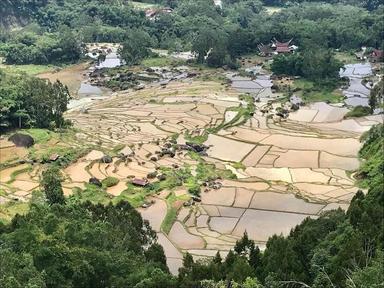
left=41, top=165, right=65, bottom=205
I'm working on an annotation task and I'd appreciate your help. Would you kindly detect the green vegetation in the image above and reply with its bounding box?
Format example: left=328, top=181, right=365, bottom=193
left=162, top=194, right=179, bottom=234
left=0, top=63, right=56, bottom=75
left=261, top=0, right=381, bottom=11
left=356, top=124, right=384, bottom=189
left=232, top=162, right=246, bottom=170
left=102, top=176, right=119, bottom=188
left=178, top=124, right=384, bottom=287
left=292, top=79, right=344, bottom=103
left=0, top=70, right=71, bottom=131
left=22, top=128, right=52, bottom=143
left=141, top=55, right=185, bottom=67
left=0, top=201, right=29, bottom=222
left=369, top=78, right=384, bottom=113
left=0, top=26, right=81, bottom=65
left=41, top=166, right=66, bottom=205
left=344, top=105, right=371, bottom=118
left=334, top=51, right=360, bottom=64
left=162, top=192, right=190, bottom=234
left=73, top=184, right=111, bottom=205
left=5, top=166, right=32, bottom=184
left=209, top=94, right=255, bottom=133
left=0, top=192, right=175, bottom=287
left=1, top=0, right=382, bottom=70
left=271, top=47, right=343, bottom=86
left=119, top=30, right=153, bottom=65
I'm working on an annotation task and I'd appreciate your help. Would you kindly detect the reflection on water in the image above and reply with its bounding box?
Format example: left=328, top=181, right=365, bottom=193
left=340, top=63, right=372, bottom=107
left=227, top=67, right=275, bottom=100
left=78, top=83, right=102, bottom=96
left=344, top=97, right=369, bottom=107
left=95, top=53, right=122, bottom=69
left=340, top=63, right=372, bottom=78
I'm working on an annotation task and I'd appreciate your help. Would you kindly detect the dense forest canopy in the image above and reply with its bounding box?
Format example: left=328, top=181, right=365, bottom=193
left=0, top=70, right=70, bottom=131
left=0, top=0, right=383, bottom=65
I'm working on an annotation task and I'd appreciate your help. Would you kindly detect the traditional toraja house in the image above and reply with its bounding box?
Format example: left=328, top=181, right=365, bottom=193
left=258, top=38, right=297, bottom=56
left=370, top=49, right=383, bottom=63
left=271, top=38, right=294, bottom=54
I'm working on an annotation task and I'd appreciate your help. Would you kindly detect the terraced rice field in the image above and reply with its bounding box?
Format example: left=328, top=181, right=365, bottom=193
left=0, top=74, right=382, bottom=275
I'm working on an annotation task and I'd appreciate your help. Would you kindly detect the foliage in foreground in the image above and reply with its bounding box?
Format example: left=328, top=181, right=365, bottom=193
left=0, top=198, right=176, bottom=288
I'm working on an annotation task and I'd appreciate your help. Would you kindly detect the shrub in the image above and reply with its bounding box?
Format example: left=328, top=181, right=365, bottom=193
left=187, top=184, right=201, bottom=196
left=344, top=105, right=371, bottom=118
left=102, top=177, right=119, bottom=188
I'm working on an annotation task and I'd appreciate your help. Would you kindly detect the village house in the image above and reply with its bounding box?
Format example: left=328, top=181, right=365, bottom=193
left=258, top=38, right=297, bottom=56
left=271, top=39, right=295, bottom=54
left=131, top=178, right=149, bottom=187
left=145, top=7, right=173, bottom=20
left=370, top=49, right=383, bottom=63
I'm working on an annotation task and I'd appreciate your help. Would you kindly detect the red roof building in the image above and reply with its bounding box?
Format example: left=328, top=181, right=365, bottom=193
left=370, top=49, right=383, bottom=63
left=272, top=39, right=293, bottom=54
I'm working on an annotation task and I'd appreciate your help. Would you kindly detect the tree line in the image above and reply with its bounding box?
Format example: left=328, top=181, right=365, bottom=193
left=0, top=69, right=70, bottom=131
left=0, top=0, right=383, bottom=67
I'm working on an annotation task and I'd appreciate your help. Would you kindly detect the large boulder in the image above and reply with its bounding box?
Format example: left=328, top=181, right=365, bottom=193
left=89, top=177, right=102, bottom=187
left=8, top=133, right=34, bottom=148
left=100, top=155, right=113, bottom=163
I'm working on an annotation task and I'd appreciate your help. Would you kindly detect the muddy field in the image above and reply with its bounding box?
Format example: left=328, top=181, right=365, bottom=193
left=1, top=62, right=382, bottom=275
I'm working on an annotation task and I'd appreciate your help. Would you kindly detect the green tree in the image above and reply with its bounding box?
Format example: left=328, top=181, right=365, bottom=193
left=369, top=79, right=383, bottom=113
left=119, top=29, right=152, bottom=65
left=191, top=22, right=228, bottom=65
left=41, top=166, right=65, bottom=205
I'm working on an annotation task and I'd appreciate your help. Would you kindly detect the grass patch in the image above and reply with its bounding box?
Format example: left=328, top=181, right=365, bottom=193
left=141, top=56, right=185, bottom=67
left=29, top=146, right=90, bottom=168
left=344, top=106, right=371, bottom=118
left=0, top=64, right=56, bottom=75
left=6, top=165, right=32, bottom=184
left=184, top=132, right=208, bottom=145
left=208, top=94, right=255, bottom=133
left=0, top=188, right=6, bottom=196
left=102, top=177, right=119, bottom=188
left=232, top=162, right=246, bottom=170
left=0, top=201, right=30, bottom=223
left=334, top=51, right=359, bottom=64
left=71, top=184, right=111, bottom=205
left=23, top=128, right=53, bottom=143
left=112, top=144, right=126, bottom=154
left=161, top=192, right=191, bottom=234
left=293, top=79, right=343, bottom=103
left=115, top=184, right=153, bottom=208
left=22, top=128, right=90, bottom=167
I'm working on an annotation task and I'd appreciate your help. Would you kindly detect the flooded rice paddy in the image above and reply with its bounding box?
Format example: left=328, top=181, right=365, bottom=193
left=1, top=60, right=383, bottom=275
